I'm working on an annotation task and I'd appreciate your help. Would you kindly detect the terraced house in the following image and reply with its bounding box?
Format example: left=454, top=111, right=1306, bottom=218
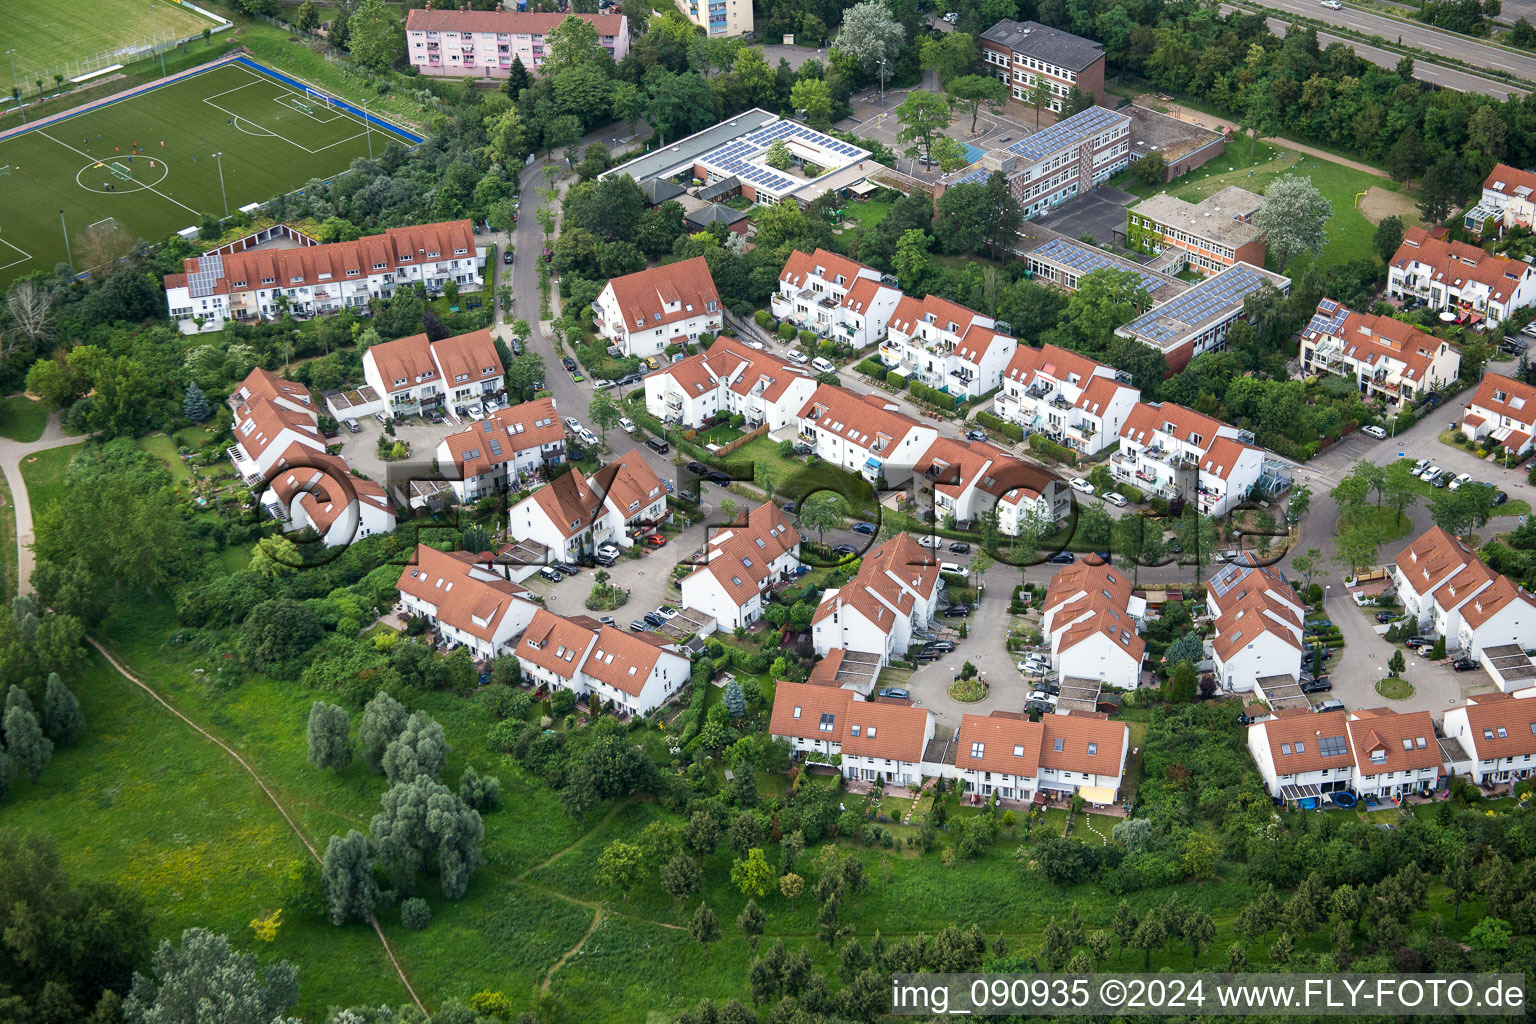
left=514, top=609, right=691, bottom=717
left=795, top=385, right=939, bottom=484
left=1205, top=556, right=1304, bottom=694
left=811, top=534, right=942, bottom=666
left=1387, top=226, right=1536, bottom=324
left=434, top=397, right=567, bottom=502
left=1299, top=298, right=1461, bottom=408
left=1040, top=557, right=1146, bottom=689
left=880, top=294, right=1018, bottom=399
left=1461, top=371, right=1536, bottom=458
left=1443, top=693, right=1536, bottom=784
left=643, top=337, right=817, bottom=430
left=992, top=343, right=1140, bottom=458
left=770, top=249, right=902, bottom=350
left=908, top=435, right=1070, bottom=530
left=362, top=328, right=504, bottom=420
left=679, top=502, right=802, bottom=631
left=1112, top=401, right=1265, bottom=515
left=396, top=545, right=539, bottom=661
left=769, top=683, right=934, bottom=788
left=593, top=257, right=721, bottom=358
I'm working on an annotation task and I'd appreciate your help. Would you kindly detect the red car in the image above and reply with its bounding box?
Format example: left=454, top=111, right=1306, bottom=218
left=644, top=533, right=667, bottom=548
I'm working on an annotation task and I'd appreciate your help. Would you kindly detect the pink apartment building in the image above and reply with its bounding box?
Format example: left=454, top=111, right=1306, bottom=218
left=405, top=9, right=628, bottom=78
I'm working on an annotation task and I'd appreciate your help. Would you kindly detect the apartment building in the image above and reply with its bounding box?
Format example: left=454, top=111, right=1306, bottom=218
left=362, top=328, right=504, bottom=419
left=1300, top=299, right=1461, bottom=408
left=1464, top=163, right=1536, bottom=238
left=514, top=609, right=691, bottom=717
left=951, top=710, right=1129, bottom=805
left=226, top=370, right=326, bottom=484
left=643, top=337, right=818, bottom=430
left=908, top=435, right=1069, bottom=530
left=396, top=545, right=539, bottom=661
left=1114, top=262, right=1291, bottom=373
left=507, top=467, right=613, bottom=563
left=165, top=220, right=486, bottom=334
left=1205, top=556, right=1304, bottom=694
left=1443, top=692, right=1536, bottom=784
left=881, top=294, right=1018, bottom=399
left=1387, top=226, right=1536, bottom=324
left=405, top=10, right=628, bottom=78
left=769, top=683, right=934, bottom=787
left=679, top=502, right=802, bottom=631
left=1040, top=558, right=1146, bottom=688
left=673, top=0, right=752, bottom=37
left=980, top=20, right=1108, bottom=110
left=593, top=257, right=722, bottom=357
left=770, top=249, right=902, bottom=350
left=811, top=534, right=942, bottom=666
left=1111, top=402, right=1263, bottom=515
left=1348, top=708, right=1443, bottom=800
left=1390, top=524, right=1536, bottom=659
left=795, top=385, right=939, bottom=484
left=993, top=343, right=1140, bottom=458
left=1124, top=187, right=1267, bottom=276
left=434, top=397, right=567, bottom=502
left=943, top=105, right=1131, bottom=219
left=1461, top=371, right=1536, bottom=458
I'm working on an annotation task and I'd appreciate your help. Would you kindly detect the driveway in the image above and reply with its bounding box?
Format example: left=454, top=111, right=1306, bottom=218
left=899, top=562, right=1030, bottom=727
left=339, top=415, right=450, bottom=487
left=522, top=515, right=712, bottom=622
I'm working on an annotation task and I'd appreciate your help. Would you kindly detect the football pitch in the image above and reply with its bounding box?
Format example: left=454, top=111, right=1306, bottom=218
left=0, top=59, right=418, bottom=283
left=0, top=0, right=219, bottom=83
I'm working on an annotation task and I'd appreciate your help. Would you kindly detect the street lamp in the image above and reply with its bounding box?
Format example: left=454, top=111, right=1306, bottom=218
left=362, top=96, right=373, bottom=161
left=211, top=151, right=228, bottom=217
left=7, top=49, right=23, bottom=124
left=877, top=57, right=889, bottom=106
left=150, top=5, right=167, bottom=78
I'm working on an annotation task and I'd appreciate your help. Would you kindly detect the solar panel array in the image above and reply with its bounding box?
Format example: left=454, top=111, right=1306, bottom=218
left=1035, top=238, right=1166, bottom=294
left=1304, top=300, right=1349, bottom=339
left=1005, top=105, right=1122, bottom=163
left=1206, top=562, right=1246, bottom=599
left=187, top=253, right=226, bottom=299
left=697, top=120, right=868, bottom=195
left=1122, top=264, right=1272, bottom=347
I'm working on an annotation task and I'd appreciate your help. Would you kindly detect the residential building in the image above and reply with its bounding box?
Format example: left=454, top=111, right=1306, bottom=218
left=1461, top=371, right=1536, bottom=458
left=507, top=467, right=613, bottom=563
left=673, top=0, right=752, bottom=37
left=980, top=20, right=1108, bottom=110
left=992, top=343, right=1140, bottom=457
left=1387, top=226, right=1536, bottom=324
left=1040, top=558, right=1145, bottom=688
left=592, top=257, right=722, bottom=358
left=1114, top=262, right=1292, bottom=373
left=1443, top=692, right=1536, bottom=784
left=880, top=294, right=1018, bottom=399
left=396, top=545, right=539, bottom=661
left=943, top=106, right=1131, bottom=219
left=1037, top=712, right=1130, bottom=803
left=514, top=609, right=691, bottom=717
left=679, top=503, right=801, bottom=631
left=434, top=397, right=567, bottom=502
left=1300, top=299, right=1461, bottom=407
left=405, top=10, right=628, bottom=77
left=589, top=451, right=671, bottom=543
left=227, top=374, right=326, bottom=485
left=1393, top=525, right=1479, bottom=632
left=1454, top=574, right=1536, bottom=659
left=1347, top=707, right=1442, bottom=799
left=950, top=712, right=1043, bottom=803
left=1392, top=526, right=1536, bottom=658
left=811, top=534, right=942, bottom=665
left=362, top=328, right=504, bottom=419
left=1246, top=708, right=1358, bottom=803
left=1111, top=402, right=1263, bottom=515
left=795, top=385, right=940, bottom=484
left=950, top=710, right=1129, bottom=804
left=908, top=435, right=1069, bottom=529
left=770, top=249, right=901, bottom=349
left=1206, top=556, right=1304, bottom=693
left=1464, top=163, right=1536, bottom=237
left=1124, top=187, right=1266, bottom=276
left=643, top=337, right=817, bottom=430
left=769, top=683, right=935, bottom=787
left=165, top=220, right=486, bottom=334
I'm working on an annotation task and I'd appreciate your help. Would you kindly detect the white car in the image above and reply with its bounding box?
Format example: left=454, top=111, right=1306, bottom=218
left=939, top=561, right=970, bottom=578
left=466, top=406, right=486, bottom=422
left=619, top=417, right=636, bottom=434
left=1320, top=0, right=1342, bottom=9
left=916, top=535, right=941, bottom=548
left=1026, top=690, right=1058, bottom=704
left=482, top=398, right=500, bottom=413
left=655, top=606, right=681, bottom=621
left=1361, top=425, right=1387, bottom=439
left=565, top=417, right=582, bottom=433
left=1419, top=466, right=1442, bottom=483
left=1522, top=322, right=1536, bottom=338
left=787, top=351, right=810, bottom=364
left=1104, top=492, right=1128, bottom=507
left=943, top=11, right=959, bottom=21
left=1410, top=458, right=1429, bottom=476
left=1017, top=658, right=1049, bottom=673
left=1069, top=477, right=1094, bottom=495
left=1449, top=472, right=1473, bottom=490
left=592, top=379, right=616, bottom=391
left=747, top=340, right=767, bottom=351
left=578, top=428, right=598, bottom=447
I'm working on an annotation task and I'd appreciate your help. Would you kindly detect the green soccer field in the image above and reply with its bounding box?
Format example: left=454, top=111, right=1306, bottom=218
left=0, top=60, right=417, bottom=283
left=0, top=0, right=220, bottom=83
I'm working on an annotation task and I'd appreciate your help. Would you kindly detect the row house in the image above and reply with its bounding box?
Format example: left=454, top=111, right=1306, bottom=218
left=942, top=105, right=1130, bottom=219
left=1300, top=299, right=1461, bottom=408
left=1041, top=558, right=1146, bottom=688
left=881, top=294, right=1018, bottom=399
left=679, top=502, right=802, bottom=631
left=1111, top=402, right=1263, bottom=515
left=507, top=451, right=668, bottom=561
left=811, top=534, right=942, bottom=666
left=1443, top=692, right=1536, bottom=785
left=1247, top=706, right=1442, bottom=803
left=362, top=328, right=504, bottom=419
left=405, top=10, right=628, bottom=78
left=1124, top=187, right=1266, bottom=277
left=1205, top=556, right=1304, bottom=693
left=769, top=683, right=934, bottom=787
left=993, top=343, right=1140, bottom=458
left=1114, top=261, right=1291, bottom=373
left=434, top=397, right=567, bottom=502
left=908, top=435, right=1069, bottom=530
left=1392, top=524, right=1536, bottom=658
left=1461, top=371, right=1536, bottom=458
left=795, top=385, right=939, bottom=485
left=643, top=337, right=817, bottom=430
left=396, top=545, right=539, bottom=661
left=514, top=609, right=690, bottom=717
left=1387, top=226, right=1536, bottom=324
left=593, top=257, right=722, bottom=358
left=1464, top=163, right=1536, bottom=238
left=227, top=376, right=327, bottom=485
left=165, top=220, right=485, bottom=334
left=770, top=249, right=902, bottom=350
left=980, top=20, right=1108, bottom=110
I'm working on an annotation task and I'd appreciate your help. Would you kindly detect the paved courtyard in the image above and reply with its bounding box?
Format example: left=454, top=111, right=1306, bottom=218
left=1033, top=186, right=1140, bottom=246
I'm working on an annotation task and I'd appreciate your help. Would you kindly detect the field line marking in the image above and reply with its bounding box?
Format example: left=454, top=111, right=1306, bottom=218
left=37, top=128, right=201, bottom=217
left=0, top=238, right=31, bottom=273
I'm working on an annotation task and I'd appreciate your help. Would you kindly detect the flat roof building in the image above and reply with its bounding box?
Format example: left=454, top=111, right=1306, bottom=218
left=945, top=105, right=1131, bottom=220
left=1126, top=187, right=1267, bottom=277
left=1113, top=262, right=1291, bottom=373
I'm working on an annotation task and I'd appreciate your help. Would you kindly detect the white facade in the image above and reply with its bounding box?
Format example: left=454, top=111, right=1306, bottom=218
left=593, top=256, right=722, bottom=358
left=1444, top=695, right=1536, bottom=784
left=795, top=385, right=939, bottom=484
left=678, top=503, right=802, bottom=631
left=1111, top=401, right=1264, bottom=516
left=880, top=294, right=1017, bottom=399
left=397, top=546, right=539, bottom=661
left=770, top=249, right=902, bottom=350
left=643, top=338, right=818, bottom=430
left=434, top=398, right=567, bottom=502
left=1387, top=226, right=1536, bottom=324
left=405, top=9, right=629, bottom=78
left=993, top=344, right=1140, bottom=457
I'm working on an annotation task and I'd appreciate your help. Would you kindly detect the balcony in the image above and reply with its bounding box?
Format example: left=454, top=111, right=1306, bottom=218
left=1024, top=383, right=1053, bottom=400
left=1048, top=394, right=1072, bottom=411
left=1110, top=451, right=1138, bottom=469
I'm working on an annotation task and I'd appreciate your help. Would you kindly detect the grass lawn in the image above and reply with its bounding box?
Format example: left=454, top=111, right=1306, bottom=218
left=0, top=464, right=15, bottom=601
left=0, top=0, right=217, bottom=83
left=140, top=432, right=194, bottom=488
left=1376, top=676, right=1416, bottom=700
left=18, top=442, right=84, bottom=515
left=1340, top=505, right=1414, bottom=543
left=697, top=423, right=745, bottom=446
left=0, top=59, right=417, bottom=284
left=0, top=395, right=48, bottom=442
left=838, top=199, right=893, bottom=231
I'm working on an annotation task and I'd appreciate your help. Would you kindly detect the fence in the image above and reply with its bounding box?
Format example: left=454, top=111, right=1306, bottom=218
left=6, top=5, right=231, bottom=101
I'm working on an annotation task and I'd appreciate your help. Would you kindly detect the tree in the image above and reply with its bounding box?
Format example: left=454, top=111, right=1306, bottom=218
left=239, top=598, right=323, bottom=673
left=779, top=872, right=805, bottom=901
left=1383, top=460, right=1421, bottom=526
left=920, top=31, right=979, bottom=86
left=598, top=840, right=644, bottom=899
left=1060, top=85, right=1093, bottom=117
left=382, top=710, right=447, bottom=784
left=738, top=898, right=766, bottom=951
left=732, top=848, right=774, bottom=897
left=182, top=382, right=210, bottom=423
left=893, top=228, right=932, bottom=292
left=1373, top=215, right=1406, bottom=264
left=347, top=0, right=406, bottom=71
left=322, top=830, right=379, bottom=925
left=723, top=680, right=747, bottom=718
left=1029, top=78, right=1052, bottom=128
left=1430, top=484, right=1496, bottom=537
left=661, top=853, right=702, bottom=903
left=5, top=279, right=53, bottom=349
left=981, top=170, right=1024, bottom=259
left=122, top=928, right=298, bottom=1024
left=504, top=56, right=533, bottom=100
left=683, top=810, right=720, bottom=862
left=1165, top=661, right=1197, bottom=703
left=37, top=673, right=82, bottom=747
left=690, top=904, right=722, bottom=943
left=799, top=495, right=843, bottom=545
left=588, top=392, right=623, bottom=446
left=1334, top=521, right=1384, bottom=576
left=359, top=690, right=408, bottom=774
left=307, top=702, right=352, bottom=775
left=370, top=776, right=484, bottom=899
left=832, top=0, right=907, bottom=83
left=789, top=77, right=834, bottom=130
left=1255, top=174, right=1332, bottom=273
left=765, top=139, right=794, bottom=171
left=295, top=0, right=319, bottom=32
left=948, top=75, right=1007, bottom=134
left=1186, top=910, right=1216, bottom=963
left=1447, top=848, right=1476, bottom=920
left=1387, top=648, right=1406, bottom=678
left=457, top=764, right=503, bottom=813
left=895, top=91, right=953, bottom=169
left=400, top=898, right=431, bottom=932
left=1331, top=462, right=1374, bottom=523
left=1419, top=154, right=1468, bottom=224
left=1065, top=268, right=1152, bottom=350
left=4, top=705, right=51, bottom=782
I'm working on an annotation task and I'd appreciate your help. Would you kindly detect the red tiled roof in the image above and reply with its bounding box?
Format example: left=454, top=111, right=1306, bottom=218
left=1039, top=713, right=1126, bottom=775
left=591, top=450, right=666, bottom=521
left=1392, top=226, right=1535, bottom=304
left=397, top=545, right=531, bottom=644
left=1003, top=343, right=1107, bottom=388
left=1394, top=525, right=1477, bottom=597
left=517, top=608, right=597, bottom=680
left=1120, top=401, right=1223, bottom=451
left=366, top=333, right=437, bottom=394
left=441, top=397, right=564, bottom=479
left=779, top=248, right=871, bottom=289
left=1482, top=163, right=1536, bottom=202
left=1198, top=435, right=1259, bottom=482
left=581, top=624, right=670, bottom=697
left=529, top=468, right=605, bottom=539
left=604, top=257, right=719, bottom=333
left=954, top=712, right=1043, bottom=776
left=268, top=442, right=392, bottom=529
left=691, top=501, right=800, bottom=608
left=797, top=384, right=927, bottom=454
left=1252, top=714, right=1351, bottom=775
left=429, top=328, right=503, bottom=388
left=887, top=293, right=986, bottom=339
left=1466, top=372, right=1536, bottom=429
left=840, top=700, right=930, bottom=763
left=770, top=681, right=850, bottom=743
left=1347, top=707, right=1442, bottom=777
left=1458, top=693, right=1536, bottom=759
left=1305, top=302, right=1448, bottom=384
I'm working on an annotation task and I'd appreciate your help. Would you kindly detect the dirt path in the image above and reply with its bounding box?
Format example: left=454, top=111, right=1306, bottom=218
left=87, top=637, right=428, bottom=1016
left=543, top=906, right=604, bottom=995
left=513, top=799, right=628, bottom=882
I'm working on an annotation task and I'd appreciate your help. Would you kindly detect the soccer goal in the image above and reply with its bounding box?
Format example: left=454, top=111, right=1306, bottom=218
left=87, top=217, right=118, bottom=236
left=109, top=161, right=132, bottom=181
left=0, top=165, right=10, bottom=177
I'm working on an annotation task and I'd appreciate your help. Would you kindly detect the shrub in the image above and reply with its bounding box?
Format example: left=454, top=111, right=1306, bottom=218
left=778, top=322, right=797, bottom=341
left=1028, top=433, right=1077, bottom=466
left=975, top=410, right=1024, bottom=441
left=856, top=358, right=887, bottom=380
left=909, top=380, right=960, bottom=410
left=400, top=897, right=431, bottom=931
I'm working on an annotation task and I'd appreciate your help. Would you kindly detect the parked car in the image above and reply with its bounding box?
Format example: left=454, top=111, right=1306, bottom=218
left=1104, top=492, right=1128, bottom=507
left=1047, top=551, right=1076, bottom=564
left=705, top=470, right=732, bottom=486
left=1405, top=636, right=1434, bottom=649
left=1026, top=699, right=1055, bottom=714
left=599, top=616, right=617, bottom=627
left=1026, top=690, right=1058, bottom=705
left=561, top=357, right=577, bottom=373
left=643, top=357, right=660, bottom=370
left=943, top=11, right=959, bottom=21
left=924, top=641, right=956, bottom=653
left=1018, top=658, right=1048, bottom=673
left=1300, top=677, right=1333, bottom=694
left=344, top=418, right=361, bottom=433
left=502, top=251, right=514, bottom=265
left=948, top=542, right=971, bottom=554
left=782, top=501, right=800, bottom=514
left=645, top=437, right=670, bottom=454
left=538, top=567, right=563, bottom=582
left=965, top=428, right=988, bottom=442
left=942, top=604, right=972, bottom=617
left=1409, top=458, right=1429, bottom=476
left=467, top=406, right=486, bottom=422
left=629, top=619, right=651, bottom=632
left=811, top=356, right=836, bottom=374
left=577, top=428, right=598, bottom=447
left=1449, top=472, right=1473, bottom=491
left=1375, top=610, right=1398, bottom=623
left=375, top=412, right=389, bottom=426
left=787, top=350, right=809, bottom=364
left=617, top=372, right=643, bottom=386
left=831, top=544, right=857, bottom=557
left=510, top=338, right=524, bottom=356
left=1431, top=471, right=1451, bottom=488
left=1313, top=699, right=1346, bottom=713
left=917, top=535, right=941, bottom=548
left=792, top=443, right=814, bottom=456
left=1419, top=466, right=1442, bottom=483
left=592, top=379, right=616, bottom=391
left=1304, top=619, right=1332, bottom=633
left=1361, top=425, right=1387, bottom=439
left=878, top=687, right=911, bottom=700
left=1452, top=657, right=1478, bottom=671
left=594, top=553, right=617, bottom=567
left=597, top=543, right=619, bottom=559
left=657, top=606, right=680, bottom=620
left=555, top=561, right=580, bottom=576
left=619, top=417, right=636, bottom=434
left=852, top=521, right=877, bottom=535
left=1494, top=489, right=1510, bottom=506
left=939, top=562, right=970, bottom=578
left=914, top=650, right=941, bottom=662
left=644, top=533, right=668, bottom=548
left=1036, top=680, right=1060, bottom=695
left=1069, top=477, right=1094, bottom=495
left=643, top=611, right=666, bottom=627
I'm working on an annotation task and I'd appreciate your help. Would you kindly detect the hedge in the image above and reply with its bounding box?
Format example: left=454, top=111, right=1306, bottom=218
left=909, top=380, right=961, bottom=410
left=856, top=358, right=887, bottom=380
left=975, top=410, right=1024, bottom=442
left=1028, top=433, right=1078, bottom=466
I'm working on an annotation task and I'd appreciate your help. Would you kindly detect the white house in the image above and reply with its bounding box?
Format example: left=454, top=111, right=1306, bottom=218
left=1454, top=574, right=1536, bottom=658
left=769, top=682, right=935, bottom=787
left=1464, top=163, right=1536, bottom=237
left=1444, top=692, right=1536, bottom=784
left=1461, top=371, right=1536, bottom=458
left=264, top=445, right=396, bottom=545
left=679, top=502, right=801, bottom=631
left=880, top=294, right=1017, bottom=399
left=515, top=608, right=691, bottom=716
left=227, top=378, right=327, bottom=485
left=404, top=9, right=629, bottom=78
left=1112, top=401, right=1263, bottom=515
left=908, top=435, right=1067, bottom=528
left=435, top=397, right=567, bottom=502
left=165, top=220, right=486, bottom=333
left=507, top=468, right=615, bottom=562
left=1041, top=558, right=1146, bottom=688
left=770, top=249, right=902, bottom=350
left=949, top=710, right=1129, bottom=805
left=362, top=328, right=504, bottom=420
left=1206, top=556, right=1304, bottom=693
left=1299, top=299, right=1461, bottom=409
left=644, top=337, right=818, bottom=430
left=1246, top=708, right=1357, bottom=803
left=396, top=544, right=539, bottom=661
left=593, top=257, right=722, bottom=358
left=1037, top=713, right=1129, bottom=805
left=1387, top=226, right=1536, bottom=325
left=795, top=385, right=939, bottom=484
left=1346, top=707, right=1442, bottom=799
left=589, top=451, right=670, bottom=542
left=993, top=344, right=1140, bottom=457
left=811, top=534, right=941, bottom=665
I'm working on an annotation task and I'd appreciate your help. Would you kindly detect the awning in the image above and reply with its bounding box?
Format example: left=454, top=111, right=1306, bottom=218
left=864, top=457, right=882, bottom=469
left=1280, top=782, right=1323, bottom=803
left=1078, top=786, right=1117, bottom=805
